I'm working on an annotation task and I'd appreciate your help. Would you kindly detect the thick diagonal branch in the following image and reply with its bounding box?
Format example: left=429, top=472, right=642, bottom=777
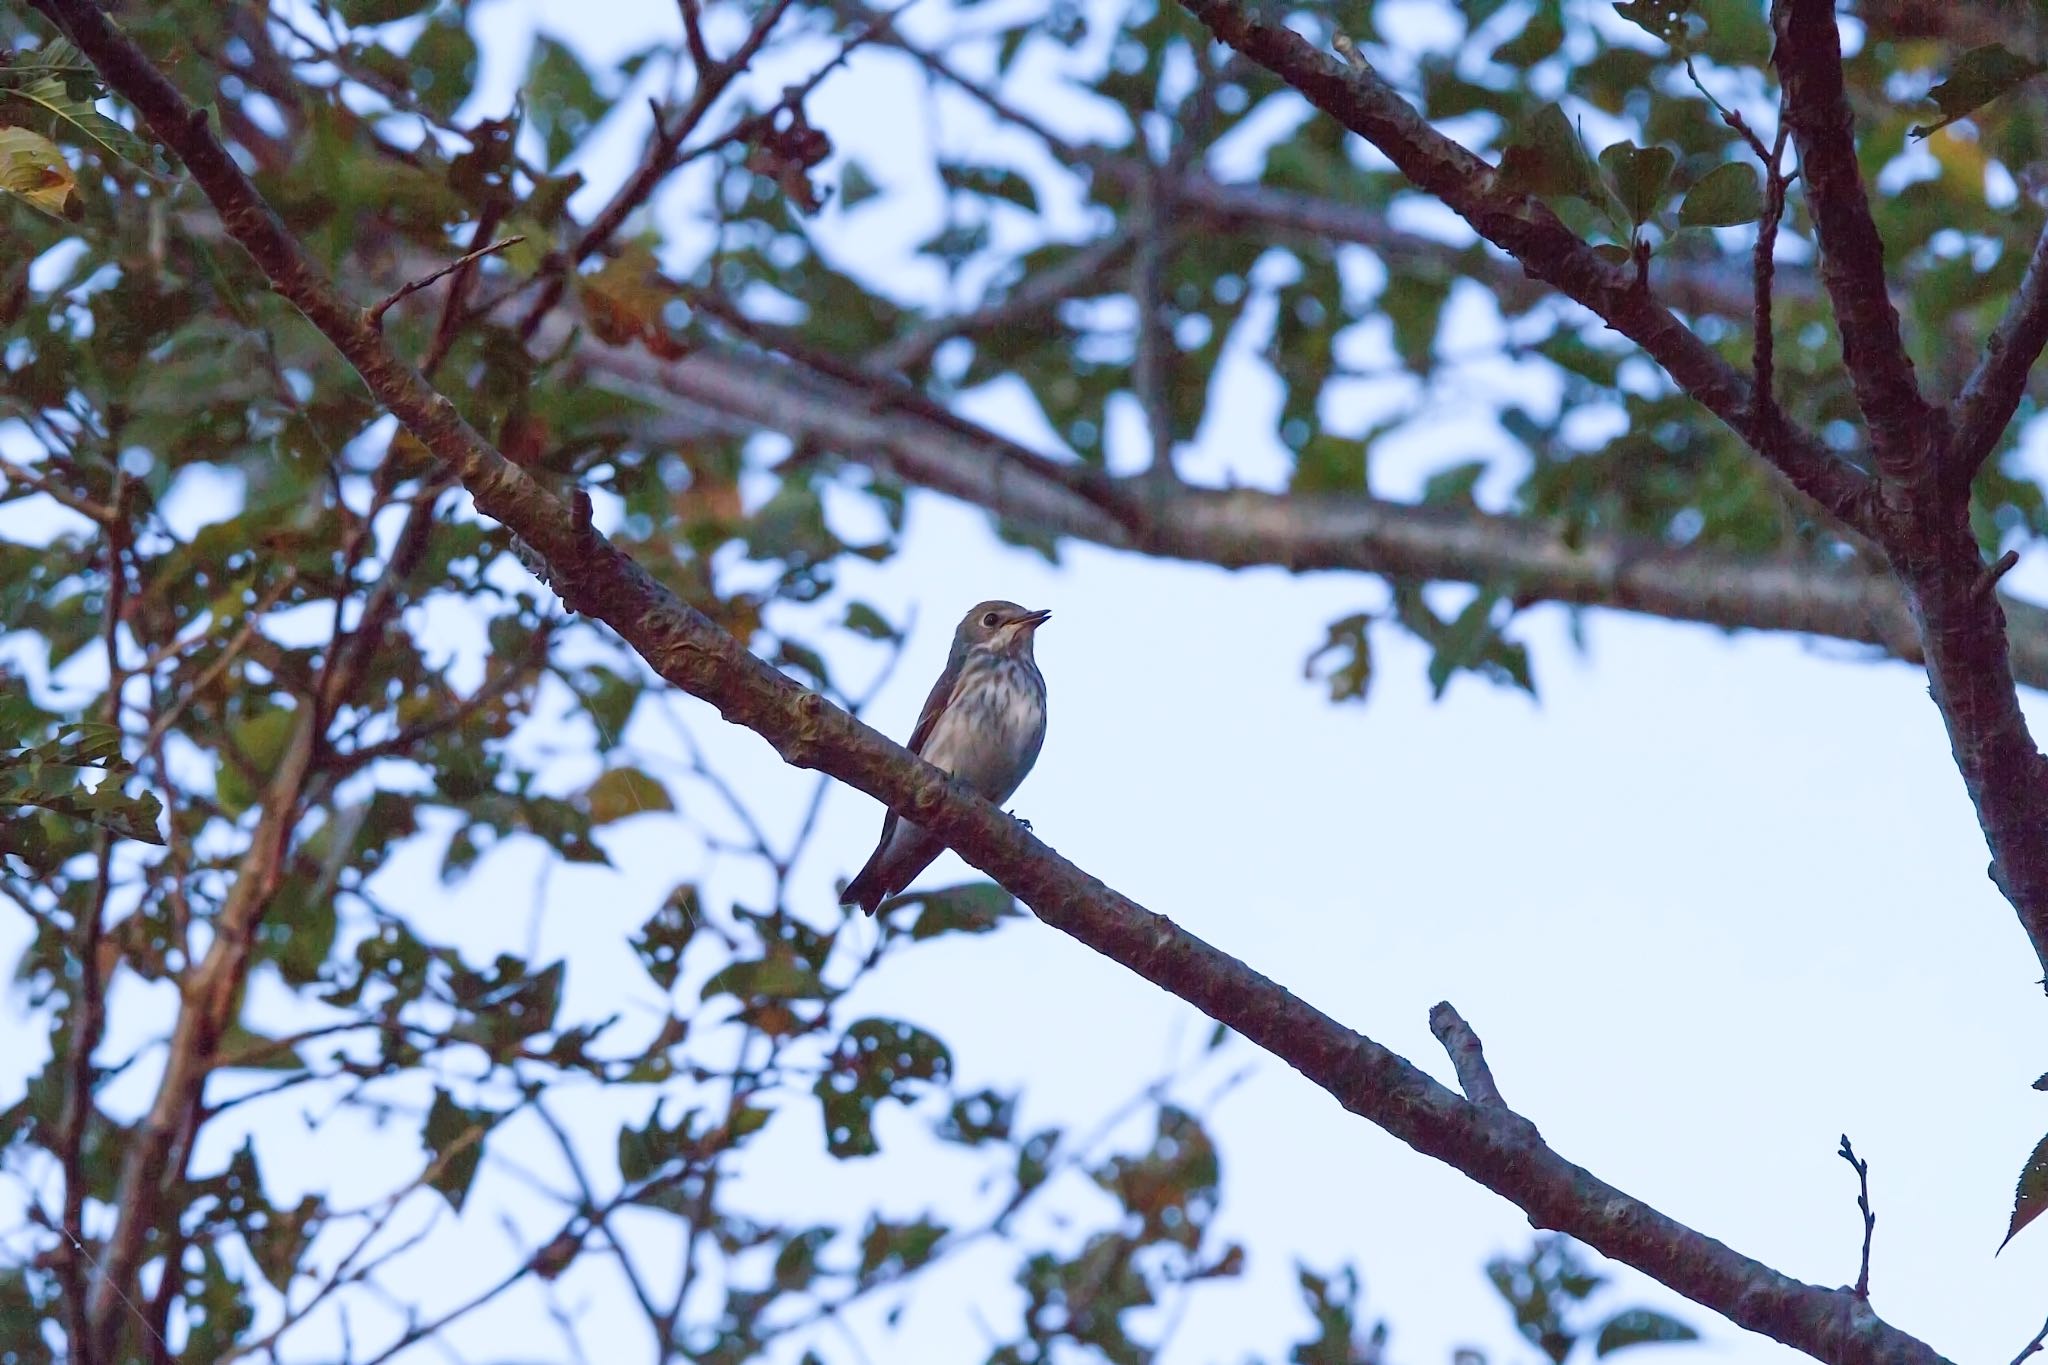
left=1772, top=0, right=1934, bottom=479
left=33, top=3, right=1956, bottom=1359
left=1172, top=0, right=1874, bottom=530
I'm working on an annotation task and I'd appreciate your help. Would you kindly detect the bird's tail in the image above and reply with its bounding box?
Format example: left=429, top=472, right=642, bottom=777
left=840, top=848, right=892, bottom=915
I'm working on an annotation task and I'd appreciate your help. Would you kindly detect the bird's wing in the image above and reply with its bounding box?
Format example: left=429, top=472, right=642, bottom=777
left=862, top=664, right=962, bottom=859
left=905, top=664, right=963, bottom=757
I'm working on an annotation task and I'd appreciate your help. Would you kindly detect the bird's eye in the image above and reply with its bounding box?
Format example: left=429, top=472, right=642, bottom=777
left=981, top=612, right=1000, bottom=628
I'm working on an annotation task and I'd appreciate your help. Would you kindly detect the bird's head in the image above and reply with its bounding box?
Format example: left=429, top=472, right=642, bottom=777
left=953, top=599, right=1051, bottom=661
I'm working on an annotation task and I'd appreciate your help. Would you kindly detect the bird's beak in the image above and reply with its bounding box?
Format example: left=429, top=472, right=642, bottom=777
left=1017, top=608, right=1051, bottom=630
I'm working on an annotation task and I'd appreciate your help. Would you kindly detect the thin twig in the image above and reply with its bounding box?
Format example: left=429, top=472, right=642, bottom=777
left=2012, top=1313, right=2048, bottom=1365
left=677, top=0, right=713, bottom=77
left=0, top=455, right=119, bottom=524
left=420, top=203, right=509, bottom=380
left=366, top=235, right=524, bottom=329
left=1837, top=1134, right=1875, bottom=1299
left=530, top=1094, right=664, bottom=1325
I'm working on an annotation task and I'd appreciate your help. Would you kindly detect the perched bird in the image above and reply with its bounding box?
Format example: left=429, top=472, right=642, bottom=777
left=841, top=599, right=1051, bottom=914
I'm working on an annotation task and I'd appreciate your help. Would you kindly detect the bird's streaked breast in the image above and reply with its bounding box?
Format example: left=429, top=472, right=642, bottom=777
left=920, top=653, right=1047, bottom=801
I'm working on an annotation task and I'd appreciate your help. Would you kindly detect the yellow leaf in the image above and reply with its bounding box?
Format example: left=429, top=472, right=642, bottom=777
left=582, top=765, right=674, bottom=825
left=577, top=243, right=690, bottom=360
left=0, top=127, right=81, bottom=220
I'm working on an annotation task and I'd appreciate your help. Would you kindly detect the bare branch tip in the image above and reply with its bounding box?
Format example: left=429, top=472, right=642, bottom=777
left=1428, top=1001, right=1508, bottom=1110
left=1837, top=1134, right=1875, bottom=1300
left=1977, top=549, right=2022, bottom=601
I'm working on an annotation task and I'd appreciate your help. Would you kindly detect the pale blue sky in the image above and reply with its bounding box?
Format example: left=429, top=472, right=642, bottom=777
left=7, top=0, right=2048, bottom=1361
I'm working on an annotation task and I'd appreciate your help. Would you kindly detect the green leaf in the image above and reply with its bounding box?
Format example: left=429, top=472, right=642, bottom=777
left=217, top=708, right=299, bottom=817
left=1598, top=141, right=1676, bottom=227
left=858, top=1215, right=947, bottom=1277
left=814, top=1018, right=952, bottom=1158
left=581, top=765, right=674, bottom=825
left=1305, top=612, right=1373, bottom=704
left=3, top=73, right=149, bottom=168
left=904, top=881, right=1020, bottom=939
left=2003, top=1129, right=2048, bottom=1249
left=632, top=886, right=700, bottom=990
left=1292, top=432, right=1368, bottom=495
left=1492, top=4, right=1563, bottom=67
left=939, top=161, right=1039, bottom=213
left=0, top=775, right=163, bottom=845
left=420, top=1089, right=496, bottom=1211
left=1382, top=271, right=1451, bottom=370
left=1594, top=1308, right=1699, bottom=1355
left=618, top=1104, right=702, bottom=1184
left=1611, top=0, right=1692, bottom=47
left=1679, top=161, right=1763, bottom=228
left=406, top=16, right=481, bottom=122
left=336, top=0, right=436, bottom=24
left=1497, top=104, right=1595, bottom=201
left=1422, top=460, right=1487, bottom=507
left=840, top=159, right=881, bottom=210
left=1912, top=45, right=2047, bottom=141
left=526, top=35, right=604, bottom=168
left=247, top=1195, right=322, bottom=1293
left=702, top=950, right=829, bottom=1003
left=844, top=601, right=899, bottom=641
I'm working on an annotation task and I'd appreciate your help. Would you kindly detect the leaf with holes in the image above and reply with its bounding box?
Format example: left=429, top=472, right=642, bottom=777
left=1612, top=0, right=1693, bottom=47
left=814, top=1018, right=953, bottom=1158
left=633, top=886, right=700, bottom=990
left=937, top=1088, right=1016, bottom=1146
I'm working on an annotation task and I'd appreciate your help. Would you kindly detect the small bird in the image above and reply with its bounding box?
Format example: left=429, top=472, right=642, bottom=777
left=841, top=599, right=1051, bottom=915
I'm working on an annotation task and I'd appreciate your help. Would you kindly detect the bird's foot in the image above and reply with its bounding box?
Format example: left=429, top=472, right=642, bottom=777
left=1006, top=810, right=1033, bottom=832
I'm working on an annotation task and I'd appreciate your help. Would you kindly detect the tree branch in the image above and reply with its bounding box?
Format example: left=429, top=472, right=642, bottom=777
left=35, top=5, right=1960, bottom=1359
left=1948, top=220, right=2048, bottom=481
left=1772, top=0, right=1934, bottom=479
left=1166, top=0, right=2048, bottom=984
left=570, top=306, right=2048, bottom=688
left=1170, top=0, right=1874, bottom=531
left=1428, top=1002, right=1510, bottom=1111
left=1837, top=1135, right=1875, bottom=1300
